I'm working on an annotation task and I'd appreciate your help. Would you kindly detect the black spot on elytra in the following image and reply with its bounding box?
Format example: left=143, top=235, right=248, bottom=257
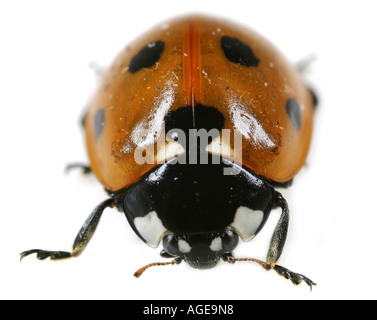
left=165, top=105, right=225, bottom=135
left=128, top=41, right=165, bottom=73
left=221, top=36, right=260, bottom=67
left=164, top=105, right=225, bottom=147
left=286, top=98, right=302, bottom=130
left=94, top=109, right=105, bottom=141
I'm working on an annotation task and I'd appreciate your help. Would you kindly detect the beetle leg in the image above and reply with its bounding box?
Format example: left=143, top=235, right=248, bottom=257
left=229, top=192, right=316, bottom=289
left=65, top=162, right=92, bottom=175
left=228, top=255, right=316, bottom=290
left=272, top=265, right=316, bottom=290
left=88, top=61, right=106, bottom=79
left=267, top=191, right=289, bottom=266
left=296, top=54, right=317, bottom=73
left=20, top=198, right=115, bottom=261
left=295, top=55, right=319, bottom=108
left=267, top=191, right=316, bottom=289
left=308, top=87, right=318, bottom=108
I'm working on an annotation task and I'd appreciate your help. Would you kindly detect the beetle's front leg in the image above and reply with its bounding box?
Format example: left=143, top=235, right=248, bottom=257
left=267, top=192, right=316, bottom=289
left=20, top=198, right=115, bottom=261
left=229, top=191, right=316, bottom=290
left=266, top=191, right=289, bottom=265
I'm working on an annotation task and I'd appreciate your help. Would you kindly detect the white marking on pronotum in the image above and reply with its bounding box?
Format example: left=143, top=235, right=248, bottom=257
left=204, top=130, right=243, bottom=176
left=205, top=136, right=233, bottom=158
left=209, top=237, right=222, bottom=252
left=230, top=206, right=264, bottom=241
left=178, top=240, right=192, bottom=253
left=156, top=140, right=185, bottom=163
left=134, top=211, right=167, bottom=248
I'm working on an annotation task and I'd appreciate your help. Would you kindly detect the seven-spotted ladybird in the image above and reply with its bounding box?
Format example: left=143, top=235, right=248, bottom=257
left=21, top=15, right=317, bottom=289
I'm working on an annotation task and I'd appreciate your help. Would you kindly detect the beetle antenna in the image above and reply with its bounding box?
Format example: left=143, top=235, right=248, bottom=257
left=133, top=257, right=182, bottom=278
left=227, top=256, right=272, bottom=271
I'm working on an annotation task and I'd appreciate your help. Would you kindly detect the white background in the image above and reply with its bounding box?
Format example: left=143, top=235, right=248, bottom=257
left=1, top=0, right=377, bottom=300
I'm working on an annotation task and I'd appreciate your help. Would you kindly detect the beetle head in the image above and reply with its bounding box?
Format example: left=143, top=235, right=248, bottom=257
left=162, top=229, right=239, bottom=269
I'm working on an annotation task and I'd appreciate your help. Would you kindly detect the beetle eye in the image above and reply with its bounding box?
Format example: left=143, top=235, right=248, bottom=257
left=162, top=234, right=179, bottom=256
left=222, top=229, right=239, bottom=252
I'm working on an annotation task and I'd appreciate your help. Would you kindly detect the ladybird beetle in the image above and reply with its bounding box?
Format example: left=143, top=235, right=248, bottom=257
left=21, top=15, right=317, bottom=289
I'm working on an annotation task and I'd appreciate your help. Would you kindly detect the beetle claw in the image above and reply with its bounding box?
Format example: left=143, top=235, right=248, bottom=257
left=273, top=265, right=316, bottom=291
left=20, top=249, right=72, bottom=261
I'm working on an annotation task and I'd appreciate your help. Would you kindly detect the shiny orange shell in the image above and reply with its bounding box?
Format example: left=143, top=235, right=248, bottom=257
left=85, top=15, right=314, bottom=192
